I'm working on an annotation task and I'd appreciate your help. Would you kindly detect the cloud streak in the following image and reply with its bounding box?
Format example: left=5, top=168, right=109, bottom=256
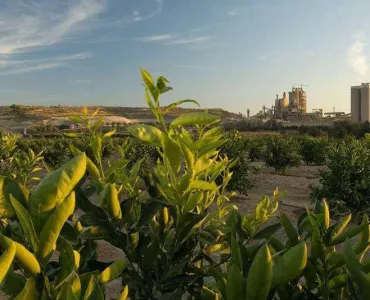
left=0, top=0, right=106, bottom=55
left=348, top=32, right=368, bottom=79
left=0, top=52, right=93, bottom=75
left=137, top=35, right=174, bottom=42
left=138, top=34, right=213, bottom=45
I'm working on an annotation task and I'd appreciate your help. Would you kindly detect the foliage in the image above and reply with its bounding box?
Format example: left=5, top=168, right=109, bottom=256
left=264, top=136, right=302, bottom=174
left=298, top=135, right=328, bottom=166
left=243, top=136, right=268, bottom=162
left=311, top=138, right=370, bottom=216
left=220, top=131, right=255, bottom=195
left=1, top=70, right=370, bottom=299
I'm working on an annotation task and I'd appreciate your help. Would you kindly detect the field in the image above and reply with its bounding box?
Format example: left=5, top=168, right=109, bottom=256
left=2, top=72, right=370, bottom=299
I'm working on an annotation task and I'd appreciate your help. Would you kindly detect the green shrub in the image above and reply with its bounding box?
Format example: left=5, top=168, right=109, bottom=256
left=298, top=135, right=328, bottom=165
left=264, top=136, right=301, bottom=174
left=220, top=131, right=255, bottom=195
left=311, top=138, right=370, bottom=216
left=243, top=136, right=268, bottom=161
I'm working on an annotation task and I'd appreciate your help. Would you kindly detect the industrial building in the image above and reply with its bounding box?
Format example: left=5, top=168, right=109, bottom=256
left=270, top=85, right=309, bottom=119
left=351, top=83, right=370, bottom=122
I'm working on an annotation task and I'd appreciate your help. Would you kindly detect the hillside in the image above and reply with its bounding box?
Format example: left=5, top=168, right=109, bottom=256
left=0, top=105, right=242, bottom=132
left=0, top=105, right=242, bottom=121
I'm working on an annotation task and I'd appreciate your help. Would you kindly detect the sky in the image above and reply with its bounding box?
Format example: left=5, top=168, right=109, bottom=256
left=0, top=0, right=370, bottom=115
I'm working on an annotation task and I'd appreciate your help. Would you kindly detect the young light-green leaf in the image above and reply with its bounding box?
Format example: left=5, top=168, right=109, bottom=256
left=9, top=195, right=39, bottom=252
left=246, top=244, right=272, bottom=300
left=37, top=192, right=76, bottom=262
left=0, top=241, right=16, bottom=284
left=0, top=176, right=29, bottom=219
left=84, top=276, right=104, bottom=300
left=127, top=124, right=163, bottom=144
left=272, top=242, right=308, bottom=287
left=98, top=259, right=128, bottom=284
left=29, top=153, right=86, bottom=231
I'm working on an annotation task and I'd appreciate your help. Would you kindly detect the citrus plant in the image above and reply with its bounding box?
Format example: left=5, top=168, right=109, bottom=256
left=264, top=136, right=301, bottom=174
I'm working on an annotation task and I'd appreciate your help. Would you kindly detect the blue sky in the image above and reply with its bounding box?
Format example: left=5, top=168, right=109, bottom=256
left=0, top=0, right=369, bottom=114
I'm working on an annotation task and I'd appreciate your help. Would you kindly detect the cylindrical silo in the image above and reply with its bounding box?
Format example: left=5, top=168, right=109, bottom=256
left=351, top=86, right=361, bottom=122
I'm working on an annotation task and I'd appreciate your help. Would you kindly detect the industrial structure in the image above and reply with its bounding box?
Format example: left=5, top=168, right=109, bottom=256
left=257, top=85, right=316, bottom=120
left=351, top=83, right=370, bottom=123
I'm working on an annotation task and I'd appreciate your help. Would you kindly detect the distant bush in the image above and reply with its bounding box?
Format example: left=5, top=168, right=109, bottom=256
left=221, top=131, right=255, bottom=195
left=311, top=137, right=370, bottom=216
left=298, top=135, right=328, bottom=165
left=264, top=136, right=301, bottom=174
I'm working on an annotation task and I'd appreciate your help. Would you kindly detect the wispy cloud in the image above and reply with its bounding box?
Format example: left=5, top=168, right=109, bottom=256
left=132, top=0, right=163, bottom=22
left=137, top=34, right=213, bottom=46
left=0, top=0, right=106, bottom=55
left=137, top=35, right=174, bottom=42
left=0, top=52, right=93, bottom=75
left=169, top=37, right=212, bottom=44
left=347, top=32, right=368, bottom=79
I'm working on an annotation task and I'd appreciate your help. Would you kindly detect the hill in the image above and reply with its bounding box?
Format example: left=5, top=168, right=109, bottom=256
left=0, top=105, right=242, bottom=132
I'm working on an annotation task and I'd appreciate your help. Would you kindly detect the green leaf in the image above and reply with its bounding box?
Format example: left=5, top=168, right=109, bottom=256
left=1, top=268, right=26, bottom=297
left=231, top=234, right=242, bottom=270
left=331, top=214, right=352, bottom=241
left=69, top=145, right=100, bottom=178
left=9, top=195, right=39, bottom=252
left=80, top=226, right=112, bottom=240
left=272, top=242, right=308, bottom=287
left=117, top=286, right=129, bottom=300
left=14, top=277, right=40, bottom=300
left=246, top=244, right=272, bottom=300
left=37, top=192, right=76, bottom=262
left=355, top=216, right=370, bottom=253
left=171, top=112, right=220, bottom=128
left=0, top=176, right=29, bottom=218
left=280, top=211, right=299, bottom=246
left=0, top=241, right=16, bottom=284
left=127, top=124, right=163, bottom=144
left=138, top=201, right=162, bottom=227
left=101, top=184, right=122, bottom=220
left=57, top=284, right=78, bottom=300
left=60, top=222, right=79, bottom=245
left=83, top=276, right=104, bottom=300
left=140, top=68, right=159, bottom=103
left=322, top=199, right=330, bottom=231
left=178, top=141, right=195, bottom=170
left=226, top=264, right=245, bottom=300
left=164, top=99, right=200, bottom=114
left=0, top=234, right=41, bottom=276
left=254, top=223, right=282, bottom=240
left=103, top=129, right=116, bottom=138
left=29, top=153, right=86, bottom=231
left=344, top=240, right=370, bottom=299
left=98, top=259, right=128, bottom=284
left=331, top=223, right=369, bottom=246
left=189, top=180, right=218, bottom=191
left=194, top=155, right=213, bottom=175
left=161, top=134, right=181, bottom=172
left=55, top=236, right=76, bottom=289
left=129, top=158, right=145, bottom=182
left=202, top=126, right=223, bottom=139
